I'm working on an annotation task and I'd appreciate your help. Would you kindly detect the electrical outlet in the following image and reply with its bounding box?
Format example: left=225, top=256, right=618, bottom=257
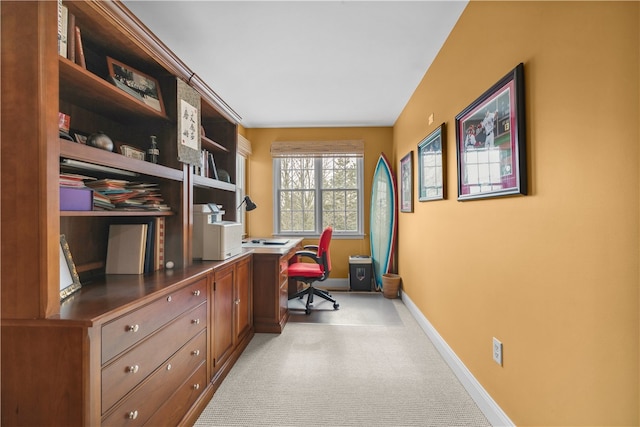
left=493, top=337, right=503, bottom=366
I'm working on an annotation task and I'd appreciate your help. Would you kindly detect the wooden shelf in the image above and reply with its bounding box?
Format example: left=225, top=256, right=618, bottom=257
left=59, top=57, right=170, bottom=124
left=201, top=135, right=229, bottom=153
left=193, top=174, right=236, bottom=192
left=60, top=210, right=173, bottom=217
left=60, top=139, right=183, bottom=181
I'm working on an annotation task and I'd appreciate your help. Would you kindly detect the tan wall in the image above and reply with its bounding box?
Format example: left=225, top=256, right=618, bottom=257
left=394, top=1, right=639, bottom=425
left=244, top=127, right=393, bottom=278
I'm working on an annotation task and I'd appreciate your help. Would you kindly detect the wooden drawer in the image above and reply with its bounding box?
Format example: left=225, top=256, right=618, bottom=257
left=143, top=362, right=207, bottom=427
left=102, top=303, right=207, bottom=413
left=101, top=329, right=207, bottom=427
left=101, top=278, right=207, bottom=363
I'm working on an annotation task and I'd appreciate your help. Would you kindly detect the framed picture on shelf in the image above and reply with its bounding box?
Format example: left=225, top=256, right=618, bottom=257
left=59, top=234, right=81, bottom=301
left=455, top=63, right=526, bottom=201
left=400, top=151, right=413, bottom=212
left=106, top=56, right=165, bottom=114
left=418, top=123, right=446, bottom=202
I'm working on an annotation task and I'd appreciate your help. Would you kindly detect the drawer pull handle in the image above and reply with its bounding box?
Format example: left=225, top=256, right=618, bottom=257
left=192, top=290, right=201, bottom=296
left=167, top=296, right=172, bottom=302
left=191, top=318, right=200, bottom=325
left=192, top=383, right=200, bottom=390
left=125, top=324, right=139, bottom=333
left=128, top=410, right=138, bottom=420
left=125, top=365, right=139, bottom=374
left=166, top=364, right=172, bottom=371
left=191, top=349, right=200, bottom=356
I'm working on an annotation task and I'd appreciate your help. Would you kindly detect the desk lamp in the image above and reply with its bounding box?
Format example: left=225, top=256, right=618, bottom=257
left=238, top=195, right=257, bottom=211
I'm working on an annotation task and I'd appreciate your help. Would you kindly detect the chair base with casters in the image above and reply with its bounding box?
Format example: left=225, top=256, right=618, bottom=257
left=287, top=226, right=339, bottom=315
left=289, top=281, right=340, bottom=315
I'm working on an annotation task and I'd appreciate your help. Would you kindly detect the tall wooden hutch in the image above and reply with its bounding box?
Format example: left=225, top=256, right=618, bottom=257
left=1, top=1, right=253, bottom=425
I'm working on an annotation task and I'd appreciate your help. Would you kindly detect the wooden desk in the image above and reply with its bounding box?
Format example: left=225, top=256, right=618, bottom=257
left=243, top=238, right=302, bottom=333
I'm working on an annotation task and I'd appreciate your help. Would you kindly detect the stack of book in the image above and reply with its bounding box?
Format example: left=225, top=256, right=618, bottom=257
left=84, top=179, right=170, bottom=211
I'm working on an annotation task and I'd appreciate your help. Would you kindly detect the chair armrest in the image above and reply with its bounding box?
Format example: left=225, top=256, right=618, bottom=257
left=293, top=250, right=321, bottom=264
left=303, top=244, right=319, bottom=251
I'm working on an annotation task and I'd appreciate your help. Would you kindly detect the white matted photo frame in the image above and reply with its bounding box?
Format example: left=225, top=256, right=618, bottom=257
left=418, top=123, right=446, bottom=202
left=59, top=234, right=81, bottom=301
left=400, top=151, right=413, bottom=212
left=455, top=63, right=526, bottom=201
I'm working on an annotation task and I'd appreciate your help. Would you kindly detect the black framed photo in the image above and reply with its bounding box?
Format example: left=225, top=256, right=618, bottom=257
left=59, top=234, right=81, bottom=301
left=418, top=123, right=446, bottom=202
left=107, top=56, right=165, bottom=115
left=455, top=63, right=526, bottom=201
left=400, top=151, right=413, bottom=212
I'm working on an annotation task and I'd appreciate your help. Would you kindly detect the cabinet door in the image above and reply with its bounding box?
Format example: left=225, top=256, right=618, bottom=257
left=235, top=256, right=252, bottom=342
left=212, top=263, right=234, bottom=372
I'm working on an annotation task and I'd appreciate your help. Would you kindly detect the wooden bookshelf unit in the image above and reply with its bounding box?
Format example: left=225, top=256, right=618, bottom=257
left=1, top=1, right=251, bottom=425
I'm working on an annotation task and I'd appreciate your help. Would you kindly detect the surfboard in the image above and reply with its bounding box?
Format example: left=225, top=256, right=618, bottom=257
left=369, top=153, right=397, bottom=291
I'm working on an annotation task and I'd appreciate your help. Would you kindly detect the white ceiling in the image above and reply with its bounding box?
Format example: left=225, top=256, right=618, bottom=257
left=123, top=1, right=468, bottom=128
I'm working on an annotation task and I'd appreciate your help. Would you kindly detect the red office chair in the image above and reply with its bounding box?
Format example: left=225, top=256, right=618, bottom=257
left=288, top=226, right=340, bottom=315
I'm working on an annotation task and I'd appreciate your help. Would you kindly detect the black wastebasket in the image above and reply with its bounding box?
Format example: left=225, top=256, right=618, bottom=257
left=349, top=255, right=372, bottom=291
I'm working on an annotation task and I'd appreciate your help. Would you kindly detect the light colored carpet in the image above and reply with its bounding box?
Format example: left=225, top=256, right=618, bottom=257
left=194, top=293, right=490, bottom=427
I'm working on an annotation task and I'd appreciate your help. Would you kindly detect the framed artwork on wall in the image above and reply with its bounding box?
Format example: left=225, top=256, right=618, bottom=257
left=400, top=151, right=413, bottom=212
left=455, top=63, right=526, bottom=201
left=418, top=123, right=446, bottom=202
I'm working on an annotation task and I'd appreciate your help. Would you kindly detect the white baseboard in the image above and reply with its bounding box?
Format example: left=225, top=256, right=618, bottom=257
left=401, top=291, right=515, bottom=427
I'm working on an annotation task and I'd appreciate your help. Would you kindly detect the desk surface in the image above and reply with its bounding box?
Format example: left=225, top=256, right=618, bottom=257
left=242, top=237, right=303, bottom=255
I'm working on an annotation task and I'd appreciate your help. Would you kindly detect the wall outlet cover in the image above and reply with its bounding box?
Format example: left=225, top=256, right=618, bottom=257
left=493, top=337, right=503, bottom=366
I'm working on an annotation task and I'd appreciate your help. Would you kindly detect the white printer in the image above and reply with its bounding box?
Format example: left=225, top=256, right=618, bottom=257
left=192, top=204, right=243, bottom=260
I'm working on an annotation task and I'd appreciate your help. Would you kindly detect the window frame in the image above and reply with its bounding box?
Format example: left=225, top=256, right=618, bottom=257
left=273, top=156, right=364, bottom=239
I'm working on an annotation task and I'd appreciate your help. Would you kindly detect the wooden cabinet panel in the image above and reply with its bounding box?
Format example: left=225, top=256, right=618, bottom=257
left=101, top=278, right=206, bottom=363
left=252, top=244, right=300, bottom=333
left=212, top=263, right=234, bottom=370
left=101, top=302, right=206, bottom=412
left=235, top=255, right=252, bottom=342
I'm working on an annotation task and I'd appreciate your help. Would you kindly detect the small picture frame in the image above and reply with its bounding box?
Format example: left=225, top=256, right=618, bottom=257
left=399, top=151, right=413, bottom=212
left=106, top=56, right=165, bottom=115
left=120, top=144, right=146, bottom=161
left=59, top=234, right=81, bottom=301
left=455, top=63, right=526, bottom=200
left=418, top=123, right=446, bottom=201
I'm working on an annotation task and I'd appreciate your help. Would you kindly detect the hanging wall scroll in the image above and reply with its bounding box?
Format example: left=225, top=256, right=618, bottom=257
left=177, top=78, right=201, bottom=166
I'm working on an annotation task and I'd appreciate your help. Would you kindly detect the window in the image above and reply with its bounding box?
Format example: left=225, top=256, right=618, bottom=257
left=274, top=155, right=364, bottom=237
left=271, top=139, right=365, bottom=237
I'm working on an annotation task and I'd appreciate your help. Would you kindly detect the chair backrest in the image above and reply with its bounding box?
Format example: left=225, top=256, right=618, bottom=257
left=316, top=226, right=332, bottom=275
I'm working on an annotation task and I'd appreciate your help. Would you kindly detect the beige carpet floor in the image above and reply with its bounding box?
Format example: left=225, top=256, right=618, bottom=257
left=194, top=292, right=490, bottom=426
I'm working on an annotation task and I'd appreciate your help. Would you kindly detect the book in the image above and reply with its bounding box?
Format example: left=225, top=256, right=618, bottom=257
left=74, top=26, right=87, bottom=69
left=105, top=224, right=147, bottom=274
left=155, top=216, right=165, bottom=270
left=67, top=12, right=75, bottom=62
left=58, top=3, right=68, bottom=58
